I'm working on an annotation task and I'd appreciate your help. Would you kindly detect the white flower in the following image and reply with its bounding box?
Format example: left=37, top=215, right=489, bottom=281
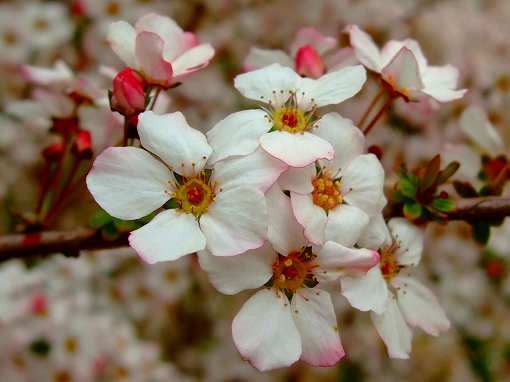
left=346, top=25, right=466, bottom=103
left=108, top=13, right=215, bottom=88
left=343, top=217, right=450, bottom=359
left=459, top=105, right=505, bottom=156
left=277, top=113, right=385, bottom=244
left=198, top=185, right=379, bottom=370
left=206, top=63, right=367, bottom=167
left=87, top=111, right=286, bottom=263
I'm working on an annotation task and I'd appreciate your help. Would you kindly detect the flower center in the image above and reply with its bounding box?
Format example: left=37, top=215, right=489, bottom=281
left=272, top=249, right=317, bottom=293
left=379, top=242, right=401, bottom=281
left=273, top=107, right=307, bottom=132
left=312, top=172, right=342, bottom=211
left=173, top=175, right=214, bottom=217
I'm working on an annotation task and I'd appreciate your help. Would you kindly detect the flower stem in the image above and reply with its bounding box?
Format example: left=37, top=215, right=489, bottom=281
left=362, top=95, right=394, bottom=135
left=358, top=89, right=383, bottom=128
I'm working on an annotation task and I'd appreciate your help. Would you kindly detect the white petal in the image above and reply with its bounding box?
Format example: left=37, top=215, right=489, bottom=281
left=22, top=61, right=73, bottom=86
left=198, top=243, right=275, bottom=295
left=314, top=113, right=365, bottom=173
left=358, top=213, right=392, bottom=250
left=212, top=148, right=287, bottom=193
left=244, top=47, right=293, bottom=70
left=324, top=204, right=370, bottom=247
left=266, top=185, right=307, bottom=255
left=86, top=147, right=172, bottom=220
left=441, top=144, right=481, bottom=183
left=138, top=111, right=212, bottom=176
left=392, top=276, right=450, bottom=336
left=171, top=44, right=215, bottom=77
left=291, top=192, right=327, bottom=244
left=292, top=289, right=344, bottom=366
left=234, top=63, right=302, bottom=108
left=381, top=47, right=423, bottom=98
left=316, top=241, right=380, bottom=281
left=278, top=164, right=315, bottom=194
left=200, top=187, right=267, bottom=256
left=107, top=21, right=136, bottom=67
left=260, top=131, right=334, bottom=168
left=345, top=25, right=382, bottom=72
left=232, top=289, right=301, bottom=371
left=459, top=106, right=505, bottom=155
left=207, top=110, right=272, bottom=164
left=129, top=210, right=206, bottom=264
left=388, top=218, right=423, bottom=266
left=341, top=266, right=388, bottom=313
left=135, top=32, right=173, bottom=86
left=422, top=65, right=467, bottom=102
left=298, top=65, right=367, bottom=108
left=380, top=40, right=406, bottom=68
left=371, top=295, right=412, bottom=359
left=341, top=154, right=385, bottom=215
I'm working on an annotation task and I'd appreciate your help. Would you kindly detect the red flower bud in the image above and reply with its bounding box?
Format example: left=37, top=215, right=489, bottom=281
left=42, top=142, right=65, bottom=162
left=74, top=130, right=93, bottom=159
left=294, top=45, right=325, bottom=79
left=110, top=68, right=146, bottom=116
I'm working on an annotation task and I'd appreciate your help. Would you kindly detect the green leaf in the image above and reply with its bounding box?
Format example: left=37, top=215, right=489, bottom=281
left=436, top=161, right=460, bottom=185
left=403, top=202, right=422, bottom=220
left=399, top=177, right=417, bottom=198
left=431, top=198, right=455, bottom=212
left=453, top=181, right=479, bottom=198
left=89, top=209, right=112, bottom=229
left=472, top=221, right=490, bottom=245
left=391, top=191, right=405, bottom=204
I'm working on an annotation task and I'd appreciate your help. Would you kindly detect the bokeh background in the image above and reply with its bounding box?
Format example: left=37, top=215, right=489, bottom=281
left=1, top=0, right=510, bottom=381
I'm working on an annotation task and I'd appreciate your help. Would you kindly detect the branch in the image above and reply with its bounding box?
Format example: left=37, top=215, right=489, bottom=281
left=0, top=228, right=129, bottom=262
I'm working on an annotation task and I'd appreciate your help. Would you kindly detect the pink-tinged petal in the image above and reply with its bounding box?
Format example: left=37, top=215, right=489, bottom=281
left=340, top=154, right=385, bottom=215
left=86, top=147, right=172, bottom=220
left=358, top=214, right=391, bottom=250
left=200, top=187, right=267, bottom=256
left=324, top=47, right=358, bottom=72
left=267, top=185, right=307, bottom=255
left=244, top=47, right=293, bottom=71
left=314, top=112, right=365, bottom=173
left=316, top=241, right=380, bottom=281
left=422, top=65, right=466, bottom=102
left=291, top=192, right=327, bottom=244
left=234, top=63, right=302, bottom=108
left=401, top=39, right=428, bottom=72
left=370, top=295, right=412, bottom=359
left=138, top=111, right=212, bottom=176
left=341, top=266, right=388, bottom=313
left=212, top=148, right=287, bottom=193
left=171, top=44, right=215, bottom=78
left=278, top=164, right=315, bottom=194
left=345, top=25, right=382, bottom=72
left=459, top=106, right=504, bottom=155
left=388, top=218, right=423, bottom=266
left=206, top=110, right=272, bottom=164
left=298, top=65, right=367, bottom=109
left=78, top=105, right=122, bottom=154
left=198, top=243, right=275, bottom=295
left=381, top=47, right=423, bottom=99
left=392, top=276, right=450, bottom=336
left=129, top=210, right=205, bottom=263
left=380, top=40, right=406, bottom=68
left=292, top=288, right=344, bottom=367
left=290, top=27, right=337, bottom=56
left=232, top=289, right=301, bottom=371
left=324, top=204, right=370, bottom=247
left=32, top=88, right=74, bottom=118
left=295, top=45, right=325, bottom=79
left=135, top=31, right=173, bottom=88
left=108, top=21, right=137, bottom=68
left=135, top=13, right=186, bottom=60
left=22, top=61, right=72, bottom=86
left=260, top=131, right=334, bottom=168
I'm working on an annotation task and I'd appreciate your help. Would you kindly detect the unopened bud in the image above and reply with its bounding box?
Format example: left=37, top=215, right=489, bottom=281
left=74, top=130, right=93, bottom=159
left=42, top=142, right=65, bottom=162
left=110, top=68, right=146, bottom=116
left=295, top=45, right=325, bottom=79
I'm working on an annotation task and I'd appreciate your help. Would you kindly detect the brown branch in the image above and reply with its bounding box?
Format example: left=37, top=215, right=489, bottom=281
left=445, top=197, right=510, bottom=222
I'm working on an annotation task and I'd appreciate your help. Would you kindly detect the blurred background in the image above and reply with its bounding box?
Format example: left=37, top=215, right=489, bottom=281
left=1, top=0, right=510, bottom=380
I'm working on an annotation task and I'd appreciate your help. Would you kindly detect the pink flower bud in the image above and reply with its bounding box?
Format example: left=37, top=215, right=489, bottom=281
left=110, top=68, right=146, bottom=116
left=29, top=293, right=48, bottom=316
left=294, top=45, right=325, bottom=79
left=42, top=142, right=65, bottom=162
left=74, top=130, right=93, bottom=159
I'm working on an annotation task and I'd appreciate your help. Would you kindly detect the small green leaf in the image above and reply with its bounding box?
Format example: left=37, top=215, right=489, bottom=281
left=453, top=181, right=479, bottom=198
left=391, top=191, right=405, bottom=204
left=472, top=221, right=490, bottom=245
left=399, top=177, right=417, bottom=198
left=432, top=198, right=455, bottom=212
left=421, top=154, right=441, bottom=192
left=403, top=202, right=422, bottom=220
left=436, top=161, right=460, bottom=185
left=89, top=209, right=112, bottom=229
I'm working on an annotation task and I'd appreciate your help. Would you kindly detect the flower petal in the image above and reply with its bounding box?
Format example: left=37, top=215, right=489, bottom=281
left=340, top=154, right=385, bottom=215
left=357, top=213, right=391, bottom=250
left=171, top=44, right=215, bottom=77
left=129, top=210, right=206, bottom=264
left=291, top=192, right=327, bottom=244
left=212, top=148, right=287, bottom=193
left=198, top=243, right=275, bottom=295
left=292, top=288, right=344, bottom=366
left=345, top=25, right=382, bottom=72
left=200, top=187, right=267, bottom=256
left=324, top=204, right=370, bottom=247
left=278, top=164, right=315, bottom=194
left=135, top=31, right=173, bottom=87
left=381, top=47, right=423, bottom=98
left=314, top=112, right=365, bottom=173
left=135, top=13, right=185, bottom=60
left=260, top=131, right=334, bottom=168
left=371, top=295, right=412, bottom=359
left=388, top=218, right=423, bottom=266
left=290, top=27, right=337, bottom=56
left=22, top=60, right=73, bottom=86
left=459, top=106, right=505, bottom=155
left=422, top=65, right=467, bottom=102
left=86, top=147, right=172, bottom=220
left=234, top=63, right=302, bottom=108
left=244, top=47, right=293, bottom=70
left=340, top=266, right=388, bottom=313
left=138, top=111, right=212, bottom=176
left=267, top=185, right=307, bottom=255
left=392, top=276, right=450, bottom=336
left=206, top=110, right=272, bottom=164
left=232, top=289, right=301, bottom=371
left=107, top=21, right=136, bottom=67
